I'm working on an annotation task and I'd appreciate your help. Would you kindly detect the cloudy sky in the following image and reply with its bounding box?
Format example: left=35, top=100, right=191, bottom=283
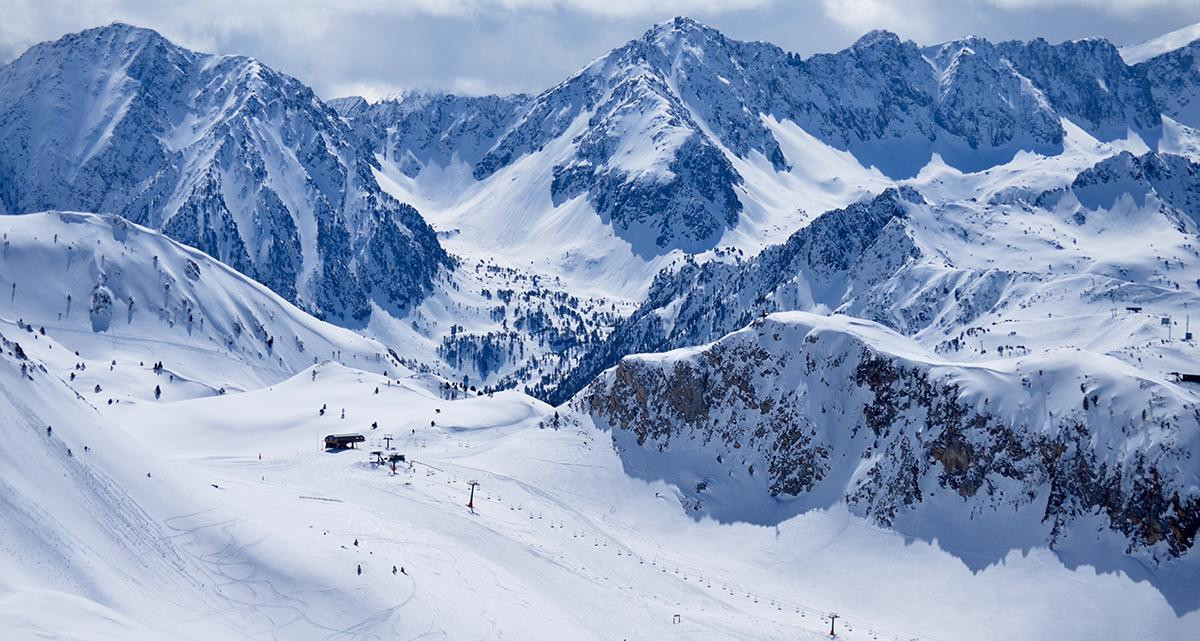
left=3, top=0, right=1199, bottom=100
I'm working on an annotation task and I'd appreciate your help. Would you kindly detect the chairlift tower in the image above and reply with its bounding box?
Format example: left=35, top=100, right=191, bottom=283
left=829, top=612, right=840, bottom=637
left=467, top=480, right=480, bottom=511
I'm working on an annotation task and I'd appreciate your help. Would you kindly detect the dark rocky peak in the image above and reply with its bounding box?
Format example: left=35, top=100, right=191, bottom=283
left=996, top=36, right=1160, bottom=141
left=327, top=95, right=369, bottom=117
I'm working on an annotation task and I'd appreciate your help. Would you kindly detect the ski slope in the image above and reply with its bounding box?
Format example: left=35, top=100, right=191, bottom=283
left=0, top=211, right=402, bottom=401
left=2, top=319, right=1196, bottom=640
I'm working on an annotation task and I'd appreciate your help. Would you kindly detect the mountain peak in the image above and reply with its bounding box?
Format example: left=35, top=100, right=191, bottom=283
left=647, top=16, right=709, bottom=37
left=14, top=22, right=193, bottom=77
left=0, top=19, right=451, bottom=321
left=88, top=21, right=159, bottom=37
left=852, top=29, right=904, bottom=50
left=68, top=21, right=171, bottom=49
left=641, top=15, right=724, bottom=50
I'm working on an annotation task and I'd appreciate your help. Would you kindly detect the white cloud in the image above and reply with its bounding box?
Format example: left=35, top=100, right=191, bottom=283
left=449, top=77, right=496, bottom=96
left=983, top=0, right=1193, bottom=12
left=814, top=0, right=1200, bottom=46
left=3, top=0, right=1199, bottom=99
left=817, top=0, right=935, bottom=40
left=325, top=81, right=410, bottom=102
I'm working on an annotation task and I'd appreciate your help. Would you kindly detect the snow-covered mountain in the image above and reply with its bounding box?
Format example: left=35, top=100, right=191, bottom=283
left=0, top=23, right=451, bottom=322
left=6, top=16, right=1200, bottom=640
left=547, top=151, right=1200, bottom=399
left=322, top=17, right=1190, bottom=394
left=343, top=17, right=1165, bottom=266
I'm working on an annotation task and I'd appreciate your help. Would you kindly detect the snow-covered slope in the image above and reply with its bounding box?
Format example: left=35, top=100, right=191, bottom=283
left=4, top=338, right=1194, bottom=641
left=0, top=211, right=402, bottom=399
left=0, top=321, right=227, bottom=641
left=0, top=23, right=451, bottom=321
left=1121, top=22, right=1200, bottom=65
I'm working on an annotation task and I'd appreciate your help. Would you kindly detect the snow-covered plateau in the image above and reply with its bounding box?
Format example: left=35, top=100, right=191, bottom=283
left=3, top=14, right=1200, bottom=641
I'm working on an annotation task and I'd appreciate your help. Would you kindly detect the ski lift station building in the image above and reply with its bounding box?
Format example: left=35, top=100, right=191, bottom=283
left=324, top=433, right=365, bottom=449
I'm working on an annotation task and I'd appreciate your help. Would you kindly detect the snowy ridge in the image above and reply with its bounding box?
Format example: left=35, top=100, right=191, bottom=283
left=575, top=311, right=1200, bottom=561
left=1121, top=22, right=1200, bottom=65
left=0, top=211, right=403, bottom=399
left=541, top=186, right=923, bottom=402
left=340, top=17, right=1187, bottom=393
left=350, top=17, right=1168, bottom=270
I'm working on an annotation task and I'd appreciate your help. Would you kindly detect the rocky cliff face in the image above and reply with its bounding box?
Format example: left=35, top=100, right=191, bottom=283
left=577, top=312, right=1200, bottom=560
left=995, top=37, right=1161, bottom=141
left=1135, top=38, right=1200, bottom=129
left=474, top=18, right=751, bottom=252
left=331, top=91, right=531, bottom=177
left=541, top=187, right=925, bottom=402
left=0, top=23, right=451, bottom=321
